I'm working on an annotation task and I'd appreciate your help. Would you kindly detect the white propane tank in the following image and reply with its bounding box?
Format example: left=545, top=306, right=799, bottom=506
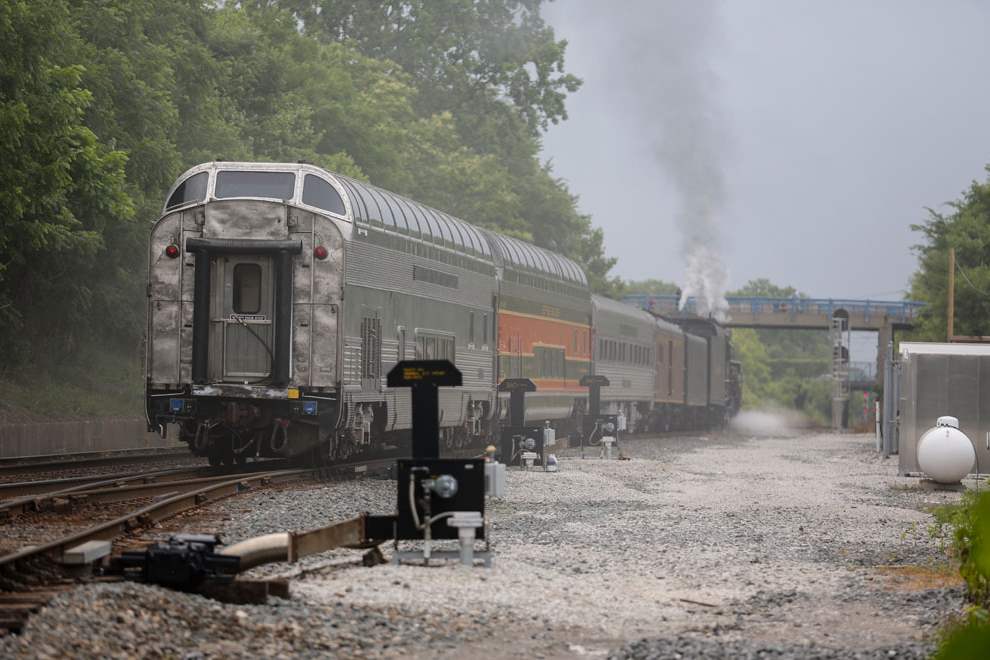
left=917, top=416, right=975, bottom=484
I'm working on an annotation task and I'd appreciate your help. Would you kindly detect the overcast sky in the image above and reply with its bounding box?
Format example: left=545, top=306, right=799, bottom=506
left=541, top=0, right=990, bottom=300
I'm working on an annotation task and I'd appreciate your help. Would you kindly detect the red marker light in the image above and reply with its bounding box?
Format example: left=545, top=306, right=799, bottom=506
left=164, top=244, right=180, bottom=259
left=313, top=245, right=329, bottom=260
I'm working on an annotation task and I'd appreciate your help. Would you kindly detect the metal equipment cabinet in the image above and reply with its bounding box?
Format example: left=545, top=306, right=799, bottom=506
left=898, top=342, right=990, bottom=476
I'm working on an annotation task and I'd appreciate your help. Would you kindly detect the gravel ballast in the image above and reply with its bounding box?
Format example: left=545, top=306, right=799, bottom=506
left=1, top=423, right=968, bottom=658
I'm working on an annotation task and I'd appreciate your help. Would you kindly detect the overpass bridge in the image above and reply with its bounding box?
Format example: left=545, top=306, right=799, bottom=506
left=622, top=294, right=925, bottom=331
left=623, top=294, right=927, bottom=429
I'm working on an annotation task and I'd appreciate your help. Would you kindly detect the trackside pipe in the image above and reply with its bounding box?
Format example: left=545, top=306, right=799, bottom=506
left=218, top=515, right=372, bottom=572
left=219, top=533, right=289, bottom=572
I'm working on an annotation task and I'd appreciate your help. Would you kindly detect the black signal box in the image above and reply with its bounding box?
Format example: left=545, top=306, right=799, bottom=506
left=395, top=458, right=486, bottom=541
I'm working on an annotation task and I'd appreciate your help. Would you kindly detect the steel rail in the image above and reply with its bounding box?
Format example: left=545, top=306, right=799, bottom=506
left=0, top=469, right=313, bottom=571
left=15, top=473, right=300, bottom=509
left=0, top=457, right=395, bottom=573
left=0, top=467, right=216, bottom=518
left=0, top=458, right=292, bottom=503
left=0, top=447, right=192, bottom=474
left=0, top=467, right=215, bottom=501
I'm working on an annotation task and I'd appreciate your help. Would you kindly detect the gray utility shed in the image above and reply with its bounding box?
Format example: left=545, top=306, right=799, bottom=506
left=898, top=342, right=990, bottom=476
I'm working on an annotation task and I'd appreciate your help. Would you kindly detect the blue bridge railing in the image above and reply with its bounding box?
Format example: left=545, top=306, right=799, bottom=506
left=622, top=294, right=926, bottom=324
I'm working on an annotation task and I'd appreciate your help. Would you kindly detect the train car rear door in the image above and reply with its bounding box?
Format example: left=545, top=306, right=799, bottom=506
left=210, top=255, right=275, bottom=382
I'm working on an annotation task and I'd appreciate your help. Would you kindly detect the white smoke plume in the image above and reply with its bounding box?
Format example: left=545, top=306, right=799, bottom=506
left=615, top=0, right=731, bottom=320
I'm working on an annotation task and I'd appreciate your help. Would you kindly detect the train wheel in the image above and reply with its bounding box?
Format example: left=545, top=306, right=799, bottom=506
left=208, top=451, right=222, bottom=467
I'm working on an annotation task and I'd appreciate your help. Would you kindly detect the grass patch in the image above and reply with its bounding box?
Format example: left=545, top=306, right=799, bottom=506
left=0, top=341, right=144, bottom=422
left=930, top=492, right=990, bottom=658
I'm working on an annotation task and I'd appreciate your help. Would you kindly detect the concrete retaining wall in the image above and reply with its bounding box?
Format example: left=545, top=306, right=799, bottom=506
left=0, top=418, right=183, bottom=459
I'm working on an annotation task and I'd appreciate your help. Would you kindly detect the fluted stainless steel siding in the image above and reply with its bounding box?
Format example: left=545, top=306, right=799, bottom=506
left=340, top=231, right=497, bottom=428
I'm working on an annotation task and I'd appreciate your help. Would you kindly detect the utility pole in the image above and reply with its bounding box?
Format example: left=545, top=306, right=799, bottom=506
left=947, top=247, right=955, bottom=342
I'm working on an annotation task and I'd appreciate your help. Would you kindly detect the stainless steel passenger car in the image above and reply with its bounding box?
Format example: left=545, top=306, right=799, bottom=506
left=591, top=295, right=658, bottom=429
left=146, top=162, right=500, bottom=463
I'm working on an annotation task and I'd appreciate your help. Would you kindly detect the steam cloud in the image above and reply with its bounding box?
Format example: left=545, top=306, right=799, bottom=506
left=616, top=0, right=731, bottom=319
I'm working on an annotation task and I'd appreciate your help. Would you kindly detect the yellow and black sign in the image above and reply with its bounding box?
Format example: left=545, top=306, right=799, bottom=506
left=580, top=374, right=611, bottom=387
left=387, top=360, right=463, bottom=388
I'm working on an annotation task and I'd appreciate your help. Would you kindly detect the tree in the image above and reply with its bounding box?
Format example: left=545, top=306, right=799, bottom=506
left=623, top=278, right=681, bottom=295
left=0, top=0, right=618, bottom=384
left=909, top=167, right=990, bottom=340
left=0, top=1, right=134, bottom=365
left=730, top=278, right=800, bottom=299
left=282, top=0, right=581, bottom=138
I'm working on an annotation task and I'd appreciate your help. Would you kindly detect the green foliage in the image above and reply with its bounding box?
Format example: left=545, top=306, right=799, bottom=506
left=623, top=278, right=681, bottom=296
left=283, top=0, right=582, bottom=137
left=933, top=492, right=990, bottom=607
left=0, top=0, right=614, bottom=397
left=909, top=167, right=990, bottom=340
left=726, top=280, right=832, bottom=422
left=732, top=278, right=801, bottom=299
left=0, top=0, right=136, bottom=363
left=932, top=491, right=990, bottom=659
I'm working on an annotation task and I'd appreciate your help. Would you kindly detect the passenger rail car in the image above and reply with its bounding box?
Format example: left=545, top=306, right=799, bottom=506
left=145, top=162, right=737, bottom=464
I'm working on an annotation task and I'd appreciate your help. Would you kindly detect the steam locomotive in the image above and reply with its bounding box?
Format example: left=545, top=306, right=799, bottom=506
left=145, top=162, right=740, bottom=465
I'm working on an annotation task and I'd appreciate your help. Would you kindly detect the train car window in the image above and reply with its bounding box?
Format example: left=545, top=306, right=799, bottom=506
left=216, top=171, right=295, bottom=201
left=483, top=313, right=489, bottom=344
left=413, top=265, right=458, bottom=289
left=469, top=312, right=475, bottom=344
left=392, top=196, right=421, bottom=235
left=337, top=178, right=368, bottom=220
left=301, top=175, right=346, bottom=215
left=367, top=187, right=399, bottom=229
left=409, top=203, right=436, bottom=242
left=232, top=264, right=262, bottom=314
left=443, top=213, right=469, bottom=250
left=535, top=346, right=565, bottom=378
left=398, top=326, right=406, bottom=361
left=415, top=332, right=455, bottom=362
left=166, top=172, right=208, bottom=210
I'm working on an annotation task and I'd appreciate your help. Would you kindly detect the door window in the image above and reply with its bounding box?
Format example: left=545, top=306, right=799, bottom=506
left=232, top=264, right=262, bottom=314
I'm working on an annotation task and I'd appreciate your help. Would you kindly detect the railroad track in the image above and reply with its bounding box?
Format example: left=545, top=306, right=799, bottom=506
left=0, top=457, right=299, bottom=502
left=0, top=456, right=395, bottom=636
left=0, top=466, right=212, bottom=502
left=0, top=446, right=192, bottom=475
